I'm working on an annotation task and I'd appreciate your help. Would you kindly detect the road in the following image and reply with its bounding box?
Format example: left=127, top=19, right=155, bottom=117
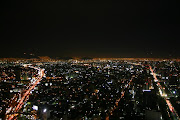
left=149, top=66, right=179, bottom=120
left=106, top=76, right=134, bottom=120
left=6, top=65, right=45, bottom=120
left=129, top=62, right=179, bottom=120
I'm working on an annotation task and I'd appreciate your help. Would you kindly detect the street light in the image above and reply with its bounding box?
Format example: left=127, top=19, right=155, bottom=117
left=43, top=108, right=47, bottom=113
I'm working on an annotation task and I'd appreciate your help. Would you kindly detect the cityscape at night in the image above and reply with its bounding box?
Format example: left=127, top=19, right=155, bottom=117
left=1, top=0, right=180, bottom=120
left=0, top=58, right=179, bottom=120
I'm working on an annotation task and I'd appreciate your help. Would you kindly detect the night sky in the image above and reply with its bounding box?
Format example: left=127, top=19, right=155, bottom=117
left=1, top=1, right=180, bottom=58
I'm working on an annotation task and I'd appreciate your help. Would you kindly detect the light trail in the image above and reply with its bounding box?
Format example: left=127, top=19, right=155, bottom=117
left=149, top=65, right=179, bottom=120
left=6, top=65, right=45, bottom=120
left=129, top=62, right=179, bottom=119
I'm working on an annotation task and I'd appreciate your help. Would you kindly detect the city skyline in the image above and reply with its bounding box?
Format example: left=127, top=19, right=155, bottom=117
left=0, top=59, right=179, bottom=119
left=1, top=1, right=180, bottom=119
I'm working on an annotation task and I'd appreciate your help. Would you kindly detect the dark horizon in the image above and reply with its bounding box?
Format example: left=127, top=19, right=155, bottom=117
left=1, top=55, right=180, bottom=59
left=1, top=1, right=179, bottom=58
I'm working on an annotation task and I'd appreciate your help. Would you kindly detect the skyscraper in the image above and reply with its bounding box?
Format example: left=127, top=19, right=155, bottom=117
left=14, top=66, right=21, bottom=80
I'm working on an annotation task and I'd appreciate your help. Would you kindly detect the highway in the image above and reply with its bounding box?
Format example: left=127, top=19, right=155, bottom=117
left=128, top=62, right=179, bottom=120
left=149, top=66, right=179, bottom=120
left=6, top=65, right=45, bottom=120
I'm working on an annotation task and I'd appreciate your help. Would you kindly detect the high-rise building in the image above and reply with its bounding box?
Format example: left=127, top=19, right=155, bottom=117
left=14, top=67, right=21, bottom=80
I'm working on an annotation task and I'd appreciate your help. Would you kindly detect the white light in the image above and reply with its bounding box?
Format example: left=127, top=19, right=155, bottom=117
left=32, top=105, right=38, bottom=111
left=71, top=105, right=75, bottom=109
left=154, top=79, right=158, bottom=82
left=43, top=108, right=47, bottom=113
left=159, top=89, right=163, bottom=96
left=143, top=90, right=151, bottom=92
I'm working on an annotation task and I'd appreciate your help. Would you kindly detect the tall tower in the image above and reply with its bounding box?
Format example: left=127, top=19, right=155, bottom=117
left=14, top=66, right=21, bottom=80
